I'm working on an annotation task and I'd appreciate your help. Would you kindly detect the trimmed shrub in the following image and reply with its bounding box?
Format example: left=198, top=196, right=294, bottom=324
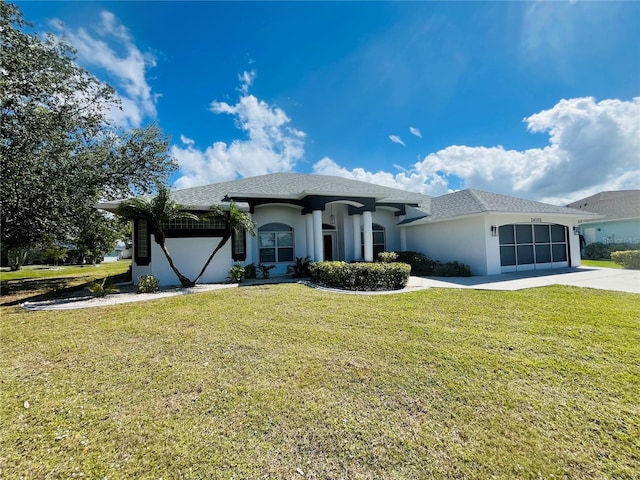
left=585, top=242, right=640, bottom=260
left=395, top=251, right=436, bottom=275
left=377, top=251, right=399, bottom=263
left=433, top=261, right=472, bottom=277
left=393, top=251, right=471, bottom=276
left=137, top=274, right=159, bottom=294
left=611, top=250, right=640, bottom=269
left=309, top=261, right=410, bottom=291
left=244, top=263, right=257, bottom=279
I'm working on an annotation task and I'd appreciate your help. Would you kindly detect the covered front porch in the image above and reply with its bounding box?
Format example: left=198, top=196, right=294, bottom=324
left=244, top=195, right=408, bottom=275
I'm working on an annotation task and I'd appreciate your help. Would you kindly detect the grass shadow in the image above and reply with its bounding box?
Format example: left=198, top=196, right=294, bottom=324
left=1, top=271, right=131, bottom=307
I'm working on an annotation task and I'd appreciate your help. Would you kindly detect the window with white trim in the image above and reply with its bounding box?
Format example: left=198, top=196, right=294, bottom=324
left=362, top=223, right=386, bottom=258
left=258, top=223, right=294, bottom=263
left=232, top=227, right=246, bottom=261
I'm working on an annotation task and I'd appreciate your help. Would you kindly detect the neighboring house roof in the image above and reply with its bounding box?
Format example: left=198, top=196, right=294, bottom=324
left=566, top=190, right=640, bottom=222
left=98, top=172, right=597, bottom=222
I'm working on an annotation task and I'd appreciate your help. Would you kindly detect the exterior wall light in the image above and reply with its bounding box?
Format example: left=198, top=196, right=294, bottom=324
left=573, top=226, right=580, bottom=235
left=490, top=225, right=498, bottom=237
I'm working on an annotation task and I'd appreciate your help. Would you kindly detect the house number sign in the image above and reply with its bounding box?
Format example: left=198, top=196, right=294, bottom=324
left=530, top=217, right=542, bottom=223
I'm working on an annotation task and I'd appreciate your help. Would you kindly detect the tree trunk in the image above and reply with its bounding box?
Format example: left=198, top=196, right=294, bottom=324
left=158, top=242, right=195, bottom=288
left=192, top=234, right=230, bottom=284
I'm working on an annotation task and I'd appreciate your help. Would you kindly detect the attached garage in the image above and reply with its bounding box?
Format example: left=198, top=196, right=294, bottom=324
left=499, top=224, right=569, bottom=272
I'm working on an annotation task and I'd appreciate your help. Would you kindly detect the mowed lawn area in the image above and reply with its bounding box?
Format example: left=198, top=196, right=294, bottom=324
left=1, top=264, right=638, bottom=479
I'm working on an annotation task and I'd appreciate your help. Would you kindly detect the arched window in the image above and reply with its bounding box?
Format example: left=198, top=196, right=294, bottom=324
left=362, top=223, right=386, bottom=258
left=258, top=223, right=294, bottom=263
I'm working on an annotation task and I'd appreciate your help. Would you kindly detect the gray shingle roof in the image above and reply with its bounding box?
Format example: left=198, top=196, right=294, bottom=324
left=566, top=190, right=640, bottom=222
left=170, top=172, right=431, bottom=209
left=402, top=188, right=593, bottom=223
left=98, top=172, right=596, bottom=221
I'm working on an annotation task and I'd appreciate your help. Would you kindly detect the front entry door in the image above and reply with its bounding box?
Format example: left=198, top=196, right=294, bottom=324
left=323, top=234, right=334, bottom=261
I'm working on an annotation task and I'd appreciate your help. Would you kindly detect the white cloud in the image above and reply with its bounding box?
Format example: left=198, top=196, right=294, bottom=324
left=313, top=157, right=450, bottom=197
left=172, top=72, right=306, bottom=189
left=409, top=127, right=422, bottom=138
left=389, top=135, right=406, bottom=146
left=52, top=11, right=158, bottom=128
left=313, top=97, right=640, bottom=204
left=238, top=70, right=257, bottom=94
left=180, top=135, right=195, bottom=146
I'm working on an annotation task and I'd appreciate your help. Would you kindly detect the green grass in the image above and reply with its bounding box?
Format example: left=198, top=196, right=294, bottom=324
left=581, top=259, right=623, bottom=269
left=1, top=270, right=639, bottom=478
left=0, top=261, right=131, bottom=281
left=0, top=261, right=131, bottom=306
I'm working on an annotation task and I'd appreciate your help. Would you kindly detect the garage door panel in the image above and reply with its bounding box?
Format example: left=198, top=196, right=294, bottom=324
left=535, top=244, right=551, bottom=263
left=499, top=224, right=568, bottom=272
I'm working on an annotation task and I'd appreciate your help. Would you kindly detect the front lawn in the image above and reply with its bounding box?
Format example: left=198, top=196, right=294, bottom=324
left=0, top=261, right=131, bottom=306
left=1, top=278, right=638, bottom=478
left=581, top=259, right=624, bottom=269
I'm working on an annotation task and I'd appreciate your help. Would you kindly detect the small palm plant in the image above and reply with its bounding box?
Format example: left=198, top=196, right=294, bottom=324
left=259, top=264, right=276, bottom=279
left=87, top=277, right=119, bottom=297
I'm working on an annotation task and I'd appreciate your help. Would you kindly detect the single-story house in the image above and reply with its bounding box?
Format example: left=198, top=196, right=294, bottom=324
left=99, top=172, right=599, bottom=285
left=102, top=240, right=129, bottom=263
left=567, top=190, right=640, bottom=246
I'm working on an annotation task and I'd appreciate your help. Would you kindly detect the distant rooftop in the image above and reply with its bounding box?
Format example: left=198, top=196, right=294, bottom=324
left=567, top=190, right=640, bottom=222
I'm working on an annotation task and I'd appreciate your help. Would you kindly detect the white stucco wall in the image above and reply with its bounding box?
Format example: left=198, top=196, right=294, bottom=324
left=403, top=214, right=583, bottom=276
left=150, top=235, right=233, bottom=285
left=404, top=215, right=491, bottom=275
left=250, top=205, right=308, bottom=277
left=129, top=206, right=586, bottom=284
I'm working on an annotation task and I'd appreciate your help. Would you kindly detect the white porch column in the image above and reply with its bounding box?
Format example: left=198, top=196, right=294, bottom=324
left=352, top=214, right=362, bottom=261
left=312, top=209, right=324, bottom=262
left=363, top=210, right=374, bottom=262
left=305, top=213, right=315, bottom=260
left=399, top=215, right=407, bottom=251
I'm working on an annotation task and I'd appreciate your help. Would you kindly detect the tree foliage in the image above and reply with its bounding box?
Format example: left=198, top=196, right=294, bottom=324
left=0, top=2, right=176, bottom=260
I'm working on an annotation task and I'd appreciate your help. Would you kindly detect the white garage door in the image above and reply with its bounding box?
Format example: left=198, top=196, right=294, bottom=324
left=499, top=224, right=569, bottom=272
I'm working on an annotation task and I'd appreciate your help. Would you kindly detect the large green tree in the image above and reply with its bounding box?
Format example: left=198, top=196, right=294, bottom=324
left=0, top=3, right=176, bottom=263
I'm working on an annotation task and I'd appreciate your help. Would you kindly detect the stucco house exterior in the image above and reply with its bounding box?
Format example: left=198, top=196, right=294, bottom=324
left=99, top=173, right=598, bottom=285
left=567, top=190, right=640, bottom=246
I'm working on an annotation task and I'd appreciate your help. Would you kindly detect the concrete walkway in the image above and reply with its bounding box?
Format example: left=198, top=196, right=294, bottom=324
left=21, top=266, right=638, bottom=311
left=407, top=266, right=640, bottom=294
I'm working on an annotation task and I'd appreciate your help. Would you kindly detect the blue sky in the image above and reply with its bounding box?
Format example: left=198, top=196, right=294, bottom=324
left=17, top=1, right=640, bottom=204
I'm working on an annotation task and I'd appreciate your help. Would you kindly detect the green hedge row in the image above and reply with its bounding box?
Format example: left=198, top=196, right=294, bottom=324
left=309, top=261, right=411, bottom=291
left=391, top=251, right=472, bottom=277
left=610, top=250, right=640, bottom=269
left=584, top=242, right=640, bottom=260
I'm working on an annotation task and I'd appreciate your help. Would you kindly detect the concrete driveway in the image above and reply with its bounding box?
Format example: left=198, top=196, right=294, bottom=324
left=408, top=267, right=640, bottom=294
